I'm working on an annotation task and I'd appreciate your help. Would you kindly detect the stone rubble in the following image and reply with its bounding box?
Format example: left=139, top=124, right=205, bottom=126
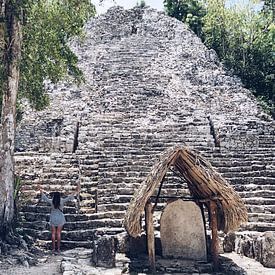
left=224, top=231, right=275, bottom=268
left=59, top=248, right=225, bottom=275
left=1, top=246, right=275, bottom=274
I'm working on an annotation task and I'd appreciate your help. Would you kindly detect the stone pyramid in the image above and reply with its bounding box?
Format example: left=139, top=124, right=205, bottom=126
left=15, top=7, right=275, bottom=250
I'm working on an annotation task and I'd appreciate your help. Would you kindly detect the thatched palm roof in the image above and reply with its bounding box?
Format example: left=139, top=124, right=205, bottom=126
left=124, top=146, right=248, bottom=237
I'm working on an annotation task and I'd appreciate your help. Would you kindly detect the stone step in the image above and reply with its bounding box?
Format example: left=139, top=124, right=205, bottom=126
left=21, top=205, right=78, bottom=214
left=78, top=207, right=96, bottom=214
left=241, top=222, right=275, bottom=232
left=79, top=159, right=100, bottom=166
left=36, top=239, right=93, bottom=249
left=88, top=211, right=125, bottom=220
left=239, top=190, right=275, bottom=198
left=128, top=254, right=214, bottom=274
left=78, top=191, right=97, bottom=199
left=216, top=165, right=267, bottom=173
left=248, top=213, right=275, bottom=223
left=79, top=200, right=96, bottom=208
left=31, top=179, right=79, bottom=186
left=20, top=185, right=79, bottom=195
left=23, top=228, right=96, bottom=241
left=97, top=203, right=129, bottom=212
left=22, top=199, right=96, bottom=211
left=211, top=159, right=274, bottom=167
left=221, top=170, right=275, bottom=178
left=40, top=174, right=79, bottom=180
left=98, top=194, right=133, bottom=204
left=80, top=164, right=99, bottom=170
left=234, top=184, right=275, bottom=192
left=246, top=204, right=275, bottom=214
left=15, top=152, right=50, bottom=157
left=80, top=176, right=98, bottom=183
left=97, top=180, right=143, bottom=188
left=21, top=218, right=124, bottom=231
left=243, top=197, right=275, bottom=205
left=20, top=196, right=79, bottom=206
left=212, top=151, right=275, bottom=157
left=20, top=212, right=97, bottom=222
left=93, top=227, right=125, bottom=236
left=79, top=171, right=98, bottom=177
left=229, top=177, right=275, bottom=185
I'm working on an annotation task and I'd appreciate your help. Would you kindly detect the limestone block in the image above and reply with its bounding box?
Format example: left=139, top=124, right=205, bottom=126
left=115, top=232, right=129, bottom=253
left=253, top=235, right=263, bottom=262
left=160, top=200, right=207, bottom=261
left=260, top=231, right=275, bottom=268
left=92, top=236, right=116, bottom=268
left=235, top=234, right=254, bottom=259
left=223, top=232, right=236, bottom=253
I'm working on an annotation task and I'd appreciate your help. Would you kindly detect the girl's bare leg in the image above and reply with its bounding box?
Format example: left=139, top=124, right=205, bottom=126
left=57, top=225, right=63, bottom=253
left=51, top=226, right=56, bottom=253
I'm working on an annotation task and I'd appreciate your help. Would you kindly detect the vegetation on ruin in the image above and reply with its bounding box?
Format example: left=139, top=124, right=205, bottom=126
left=0, top=0, right=95, bottom=113
left=136, top=0, right=147, bottom=8
left=164, top=0, right=275, bottom=117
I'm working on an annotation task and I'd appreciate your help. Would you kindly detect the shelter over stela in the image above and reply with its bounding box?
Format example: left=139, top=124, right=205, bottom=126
left=124, top=146, right=248, bottom=271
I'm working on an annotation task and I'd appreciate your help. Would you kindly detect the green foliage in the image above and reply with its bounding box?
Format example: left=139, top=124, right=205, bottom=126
left=165, top=0, right=274, bottom=117
left=203, top=0, right=274, bottom=116
left=136, top=0, right=146, bottom=8
left=164, top=0, right=206, bottom=37
left=1, top=0, right=95, bottom=112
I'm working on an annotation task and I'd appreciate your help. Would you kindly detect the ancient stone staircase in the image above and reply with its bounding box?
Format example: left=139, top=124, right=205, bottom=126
left=16, top=152, right=96, bottom=248
left=207, top=145, right=275, bottom=233
left=14, top=6, right=275, bottom=251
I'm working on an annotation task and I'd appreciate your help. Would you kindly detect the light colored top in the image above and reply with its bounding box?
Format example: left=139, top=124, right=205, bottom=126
left=41, top=192, right=75, bottom=226
left=41, top=192, right=75, bottom=211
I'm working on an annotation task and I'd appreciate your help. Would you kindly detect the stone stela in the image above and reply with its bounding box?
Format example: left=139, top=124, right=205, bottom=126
left=160, top=199, right=207, bottom=261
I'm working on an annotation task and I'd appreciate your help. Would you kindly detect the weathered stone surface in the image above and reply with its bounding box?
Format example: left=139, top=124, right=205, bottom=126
left=92, top=236, right=116, bottom=268
left=10, top=5, right=275, bottom=262
left=233, top=231, right=275, bottom=268
left=223, top=232, right=236, bottom=253
left=260, top=231, right=275, bottom=268
left=160, top=200, right=207, bottom=261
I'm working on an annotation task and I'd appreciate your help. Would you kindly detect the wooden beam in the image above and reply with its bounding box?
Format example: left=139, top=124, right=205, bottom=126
left=152, top=176, right=165, bottom=212
left=145, top=201, right=156, bottom=273
left=150, top=195, right=222, bottom=202
left=209, top=200, right=219, bottom=271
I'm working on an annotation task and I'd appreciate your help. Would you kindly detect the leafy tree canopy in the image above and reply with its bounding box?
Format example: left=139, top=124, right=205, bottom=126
left=0, top=0, right=96, bottom=112
left=164, top=0, right=206, bottom=37
left=136, top=0, right=147, bottom=8
left=164, top=0, right=275, bottom=117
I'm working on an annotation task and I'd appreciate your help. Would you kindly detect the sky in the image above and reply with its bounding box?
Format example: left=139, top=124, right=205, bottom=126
left=93, top=0, right=259, bottom=15
left=93, top=0, right=164, bottom=14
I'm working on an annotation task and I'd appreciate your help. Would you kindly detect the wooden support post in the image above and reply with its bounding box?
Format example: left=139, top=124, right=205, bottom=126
left=209, top=201, right=219, bottom=271
left=145, top=201, right=156, bottom=273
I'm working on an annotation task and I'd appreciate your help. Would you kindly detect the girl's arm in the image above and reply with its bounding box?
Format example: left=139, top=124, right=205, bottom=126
left=62, top=194, right=75, bottom=203
left=62, top=186, right=79, bottom=203
left=40, top=190, right=52, bottom=205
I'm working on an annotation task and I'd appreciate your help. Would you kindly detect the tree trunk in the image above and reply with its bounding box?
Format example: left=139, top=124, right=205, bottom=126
left=0, top=0, right=22, bottom=238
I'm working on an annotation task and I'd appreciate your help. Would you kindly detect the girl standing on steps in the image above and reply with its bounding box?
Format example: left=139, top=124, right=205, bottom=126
left=39, top=188, right=78, bottom=254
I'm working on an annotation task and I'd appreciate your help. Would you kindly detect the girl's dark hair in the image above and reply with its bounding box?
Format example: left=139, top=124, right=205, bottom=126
left=52, top=192, right=61, bottom=209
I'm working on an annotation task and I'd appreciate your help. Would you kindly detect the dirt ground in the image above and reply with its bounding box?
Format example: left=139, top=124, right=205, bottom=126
left=0, top=254, right=62, bottom=275
left=222, top=252, right=275, bottom=275
left=1, top=252, right=275, bottom=275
